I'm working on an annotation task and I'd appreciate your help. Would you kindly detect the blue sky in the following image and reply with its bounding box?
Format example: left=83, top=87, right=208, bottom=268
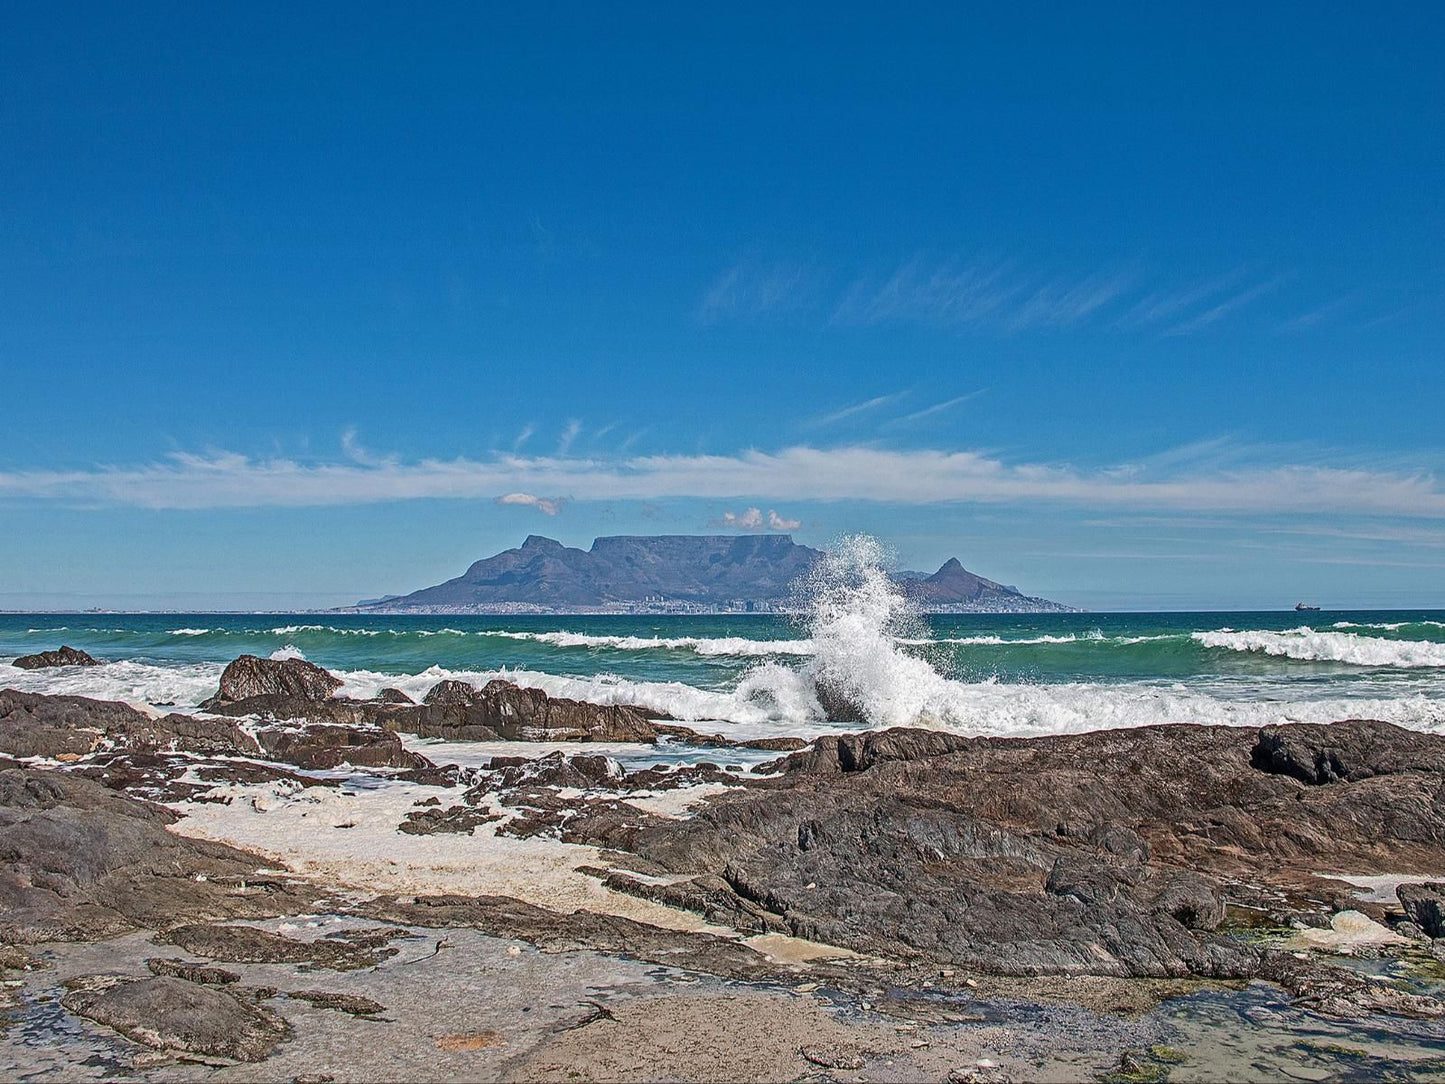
left=2, top=3, right=1442, bottom=610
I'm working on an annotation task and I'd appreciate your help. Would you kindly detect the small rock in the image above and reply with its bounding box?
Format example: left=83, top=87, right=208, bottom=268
left=12, top=646, right=100, bottom=669
left=800, top=1044, right=866, bottom=1070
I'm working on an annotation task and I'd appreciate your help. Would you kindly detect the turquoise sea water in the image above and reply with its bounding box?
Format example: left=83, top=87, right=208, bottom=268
left=3, top=609, right=1443, bottom=738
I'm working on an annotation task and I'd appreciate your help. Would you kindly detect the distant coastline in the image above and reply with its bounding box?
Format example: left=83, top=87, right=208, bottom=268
left=344, top=533, right=1080, bottom=615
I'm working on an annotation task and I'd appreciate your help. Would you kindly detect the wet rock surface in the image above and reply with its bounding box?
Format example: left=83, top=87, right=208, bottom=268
left=11, top=646, right=99, bottom=670
left=156, top=923, right=405, bottom=971
left=562, top=721, right=1445, bottom=982
left=60, top=973, right=290, bottom=1061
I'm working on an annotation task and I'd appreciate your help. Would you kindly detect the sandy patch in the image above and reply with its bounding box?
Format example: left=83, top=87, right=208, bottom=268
left=1289, top=910, right=1409, bottom=952
left=165, top=780, right=731, bottom=934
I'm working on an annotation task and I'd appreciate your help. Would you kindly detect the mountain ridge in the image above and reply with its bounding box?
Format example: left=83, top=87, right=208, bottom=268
left=347, top=534, right=1076, bottom=614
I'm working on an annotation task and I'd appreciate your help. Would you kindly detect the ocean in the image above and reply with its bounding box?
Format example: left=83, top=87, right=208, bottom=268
left=5, top=603, right=1444, bottom=742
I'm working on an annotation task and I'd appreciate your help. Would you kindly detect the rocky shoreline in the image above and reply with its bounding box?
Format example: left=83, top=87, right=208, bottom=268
left=3, top=650, right=1445, bottom=1080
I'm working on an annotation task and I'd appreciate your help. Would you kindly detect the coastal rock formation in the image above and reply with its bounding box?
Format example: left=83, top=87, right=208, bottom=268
left=0, top=689, right=259, bottom=760
left=406, top=678, right=657, bottom=743
left=0, top=687, right=423, bottom=771
left=196, top=657, right=660, bottom=745
left=253, top=721, right=428, bottom=771
left=11, top=646, right=99, bottom=670
left=202, top=654, right=343, bottom=707
left=565, top=720, right=1445, bottom=979
left=0, top=767, right=316, bottom=942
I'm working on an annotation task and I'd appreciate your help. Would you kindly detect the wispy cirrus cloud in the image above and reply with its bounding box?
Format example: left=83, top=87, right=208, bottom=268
left=4, top=441, right=1444, bottom=519
left=807, top=391, right=910, bottom=428
left=702, top=256, right=1386, bottom=337
left=695, top=260, right=825, bottom=324
left=556, top=419, right=582, bottom=456
left=830, top=259, right=1133, bottom=331
left=1162, top=276, right=1289, bottom=336
left=886, top=389, right=988, bottom=426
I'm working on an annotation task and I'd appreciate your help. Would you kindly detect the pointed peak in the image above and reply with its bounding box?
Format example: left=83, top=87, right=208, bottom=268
left=521, top=535, right=562, bottom=550
left=935, top=557, right=965, bottom=575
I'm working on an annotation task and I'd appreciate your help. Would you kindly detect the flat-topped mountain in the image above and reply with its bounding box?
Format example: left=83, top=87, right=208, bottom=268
left=352, top=534, right=1073, bottom=613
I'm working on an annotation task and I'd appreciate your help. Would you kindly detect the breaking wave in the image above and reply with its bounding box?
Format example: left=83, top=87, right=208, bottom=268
left=1193, top=627, right=1445, bottom=668
left=479, top=629, right=815, bottom=656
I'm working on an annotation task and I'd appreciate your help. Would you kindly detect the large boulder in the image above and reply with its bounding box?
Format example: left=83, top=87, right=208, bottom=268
left=203, top=655, right=342, bottom=707
left=11, top=646, right=99, bottom=670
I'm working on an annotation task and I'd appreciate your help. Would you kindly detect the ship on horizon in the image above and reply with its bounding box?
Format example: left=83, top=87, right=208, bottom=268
left=1295, top=602, right=1322, bottom=612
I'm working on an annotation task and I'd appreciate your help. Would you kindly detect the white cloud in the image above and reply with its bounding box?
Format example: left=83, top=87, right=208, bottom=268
left=718, top=507, right=802, bottom=532
left=768, top=509, right=802, bottom=530
left=495, top=492, right=565, bottom=516
left=722, top=507, right=764, bottom=529
left=2, top=443, right=1444, bottom=519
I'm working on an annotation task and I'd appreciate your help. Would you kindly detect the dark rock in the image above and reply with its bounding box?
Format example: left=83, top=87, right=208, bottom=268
left=491, top=750, right=625, bottom=790
left=376, top=687, right=415, bottom=705
left=423, top=680, right=477, bottom=707
left=812, top=679, right=869, bottom=724
left=0, top=767, right=317, bottom=943
left=0, top=690, right=263, bottom=761
left=597, top=870, right=786, bottom=935
left=1398, top=882, right=1445, bottom=937
left=254, top=722, right=430, bottom=771
left=289, top=989, right=386, bottom=1016
left=204, top=654, right=342, bottom=706
left=768, top=728, right=972, bottom=774
left=653, top=723, right=807, bottom=752
left=1143, top=874, right=1225, bottom=931
left=1252, top=720, right=1445, bottom=784
left=11, top=646, right=100, bottom=670
left=403, top=679, right=655, bottom=743
left=561, top=720, right=1445, bottom=981
left=399, top=804, right=500, bottom=836
left=61, top=975, right=289, bottom=1061
left=146, top=957, right=242, bottom=985
left=1259, top=950, right=1444, bottom=1018
left=158, top=923, right=403, bottom=971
